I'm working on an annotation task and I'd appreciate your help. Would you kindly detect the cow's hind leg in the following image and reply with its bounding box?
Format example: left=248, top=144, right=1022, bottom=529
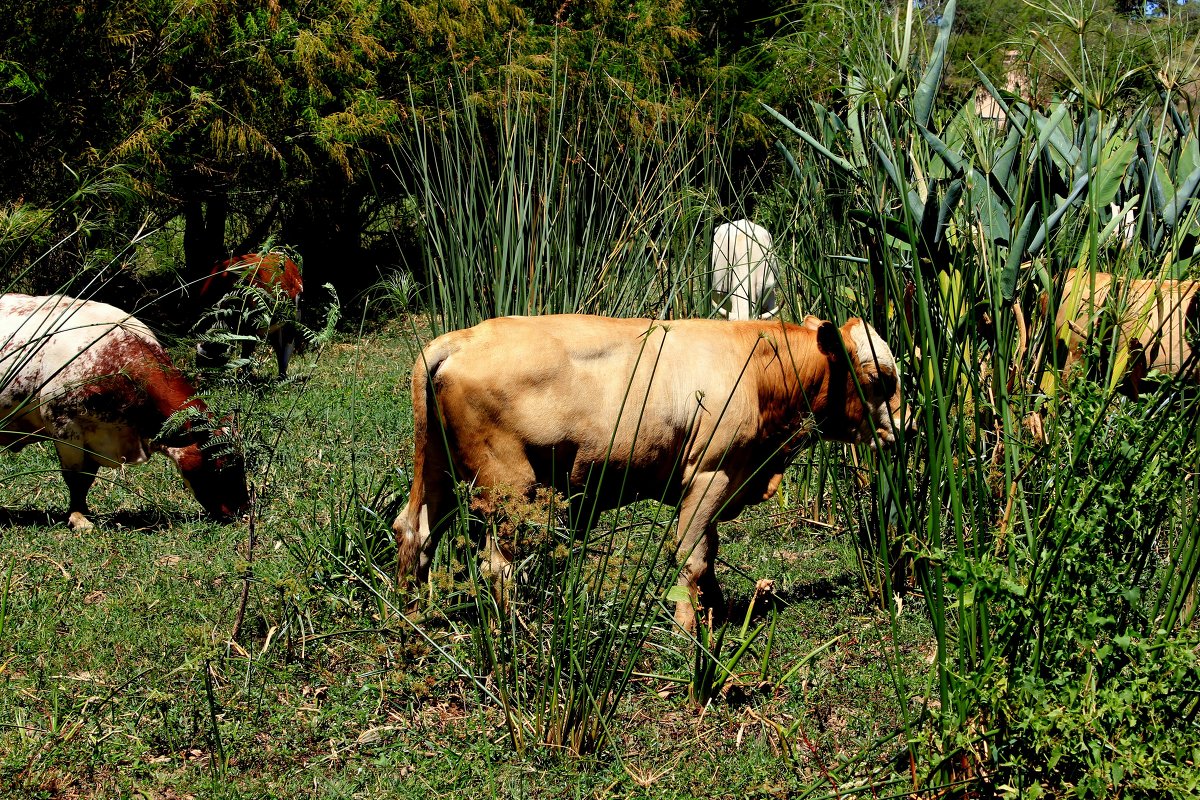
left=393, top=462, right=456, bottom=586
left=673, top=471, right=731, bottom=633
left=55, top=443, right=101, bottom=531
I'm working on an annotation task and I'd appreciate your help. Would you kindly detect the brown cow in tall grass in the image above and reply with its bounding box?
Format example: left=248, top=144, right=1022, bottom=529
left=196, top=252, right=304, bottom=378
left=392, top=314, right=910, bottom=631
left=1054, top=269, right=1200, bottom=395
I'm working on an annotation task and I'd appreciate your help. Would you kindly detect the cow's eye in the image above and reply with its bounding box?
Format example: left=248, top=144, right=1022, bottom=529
left=871, top=372, right=897, bottom=398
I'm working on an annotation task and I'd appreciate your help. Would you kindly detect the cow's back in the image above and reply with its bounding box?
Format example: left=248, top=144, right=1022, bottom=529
left=426, top=315, right=802, bottom=489
left=201, top=253, right=303, bottom=299
left=0, top=294, right=182, bottom=462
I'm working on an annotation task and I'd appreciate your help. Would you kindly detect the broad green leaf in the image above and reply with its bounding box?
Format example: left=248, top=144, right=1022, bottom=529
left=1178, top=134, right=1200, bottom=181
left=665, top=585, right=692, bottom=604
left=1091, top=138, right=1136, bottom=209
left=914, top=0, right=956, bottom=129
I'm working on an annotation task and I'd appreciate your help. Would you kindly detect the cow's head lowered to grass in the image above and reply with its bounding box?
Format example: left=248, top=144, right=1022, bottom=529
left=392, top=313, right=912, bottom=632
left=800, top=314, right=907, bottom=449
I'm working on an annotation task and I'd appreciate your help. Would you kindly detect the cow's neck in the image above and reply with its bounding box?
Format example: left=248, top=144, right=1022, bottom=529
left=123, top=355, right=209, bottom=435
left=754, top=325, right=836, bottom=448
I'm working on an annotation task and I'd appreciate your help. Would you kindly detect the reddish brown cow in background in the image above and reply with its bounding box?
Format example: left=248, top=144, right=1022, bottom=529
left=1, top=294, right=249, bottom=529
left=196, top=252, right=303, bottom=377
left=393, top=313, right=910, bottom=631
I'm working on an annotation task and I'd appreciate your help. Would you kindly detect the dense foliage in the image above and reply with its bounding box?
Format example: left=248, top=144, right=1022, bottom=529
left=4, top=0, right=1174, bottom=312
left=3, top=1, right=1200, bottom=797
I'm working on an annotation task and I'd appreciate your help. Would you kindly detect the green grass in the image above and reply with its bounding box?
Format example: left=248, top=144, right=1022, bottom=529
left=0, top=325, right=935, bottom=799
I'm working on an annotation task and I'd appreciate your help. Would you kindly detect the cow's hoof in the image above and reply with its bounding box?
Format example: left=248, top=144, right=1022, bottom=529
left=68, top=511, right=94, bottom=531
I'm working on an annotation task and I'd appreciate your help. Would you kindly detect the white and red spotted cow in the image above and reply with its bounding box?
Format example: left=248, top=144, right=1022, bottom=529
left=712, top=220, right=779, bottom=321
left=1, top=294, right=249, bottom=529
left=195, top=252, right=303, bottom=377
left=392, top=314, right=910, bottom=631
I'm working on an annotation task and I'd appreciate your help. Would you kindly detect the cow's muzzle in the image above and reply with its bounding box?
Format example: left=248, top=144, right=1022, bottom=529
left=866, top=404, right=916, bottom=450
left=196, top=341, right=230, bottom=367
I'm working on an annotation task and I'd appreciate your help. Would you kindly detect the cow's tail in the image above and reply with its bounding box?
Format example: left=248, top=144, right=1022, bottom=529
left=393, top=337, right=456, bottom=582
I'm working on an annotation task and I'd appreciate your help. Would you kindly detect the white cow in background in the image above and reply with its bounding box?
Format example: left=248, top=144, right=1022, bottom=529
left=712, top=219, right=779, bottom=321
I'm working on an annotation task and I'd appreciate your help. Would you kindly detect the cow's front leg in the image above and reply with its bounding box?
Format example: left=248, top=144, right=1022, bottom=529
left=673, top=471, right=731, bottom=633
left=55, top=444, right=100, bottom=531
left=272, top=324, right=296, bottom=378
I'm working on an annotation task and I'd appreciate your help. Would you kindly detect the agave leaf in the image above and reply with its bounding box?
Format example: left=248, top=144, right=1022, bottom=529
left=972, top=60, right=1026, bottom=137
left=775, top=139, right=803, bottom=180
left=1080, top=108, right=1099, bottom=154
left=935, top=179, right=965, bottom=243
left=914, top=0, right=956, bottom=129
left=969, top=170, right=1011, bottom=245
left=993, top=125, right=1022, bottom=189
left=1167, top=97, right=1191, bottom=137
left=761, top=103, right=860, bottom=176
left=909, top=189, right=927, bottom=228
left=1027, top=173, right=1091, bottom=256
left=919, top=123, right=1016, bottom=210
left=918, top=124, right=965, bottom=177
left=1002, top=205, right=1038, bottom=301
left=1161, top=161, right=1200, bottom=228
left=1137, top=120, right=1169, bottom=213
left=872, top=140, right=904, bottom=190
left=814, top=102, right=848, bottom=137
left=1030, top=102, right=1080, bottom=172
left=1108, top=196, right=1139, bottom=246
left=848, top=209, right=921, bottom=245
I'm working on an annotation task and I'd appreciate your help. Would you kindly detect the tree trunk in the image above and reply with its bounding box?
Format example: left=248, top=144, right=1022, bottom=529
left=183, top=195, right=229, bottom=301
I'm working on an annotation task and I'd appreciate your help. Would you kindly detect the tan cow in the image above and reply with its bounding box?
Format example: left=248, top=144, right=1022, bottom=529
left=392, top=314, right=909, bottom=631
left=1054, top=269, right=1200, bottom=395
left=1, top=294, right=249, bottom=529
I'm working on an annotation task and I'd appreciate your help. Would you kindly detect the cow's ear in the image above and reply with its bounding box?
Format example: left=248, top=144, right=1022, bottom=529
left=815, top=321, right=843, bottom=361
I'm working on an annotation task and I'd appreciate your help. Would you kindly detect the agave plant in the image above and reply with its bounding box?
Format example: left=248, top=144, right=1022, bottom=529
left=764, top=1, right=1200, bottom=794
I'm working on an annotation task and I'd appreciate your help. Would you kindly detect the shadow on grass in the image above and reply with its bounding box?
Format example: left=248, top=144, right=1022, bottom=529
left=724, top=572, right=861, bottom=624
left=0, top=506, right=200, bottom=531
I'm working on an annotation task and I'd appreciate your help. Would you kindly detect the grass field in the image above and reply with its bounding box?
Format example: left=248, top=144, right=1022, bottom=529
left=0, top=324, right=936, bottom=799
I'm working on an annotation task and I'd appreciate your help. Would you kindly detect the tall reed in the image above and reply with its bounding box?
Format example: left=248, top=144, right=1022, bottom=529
left=395, top=66, right=736, bottom=331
